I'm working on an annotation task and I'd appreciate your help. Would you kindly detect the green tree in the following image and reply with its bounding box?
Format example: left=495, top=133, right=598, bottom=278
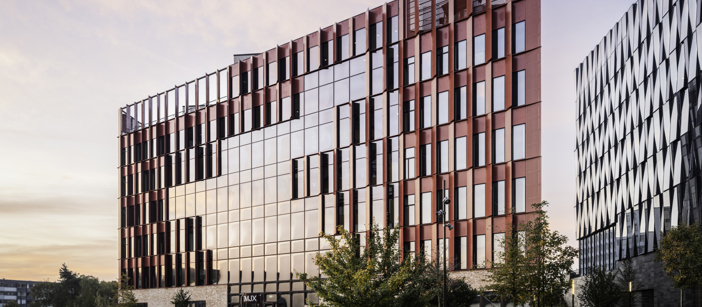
left=487, top=201, right=578, bottom=307
left=298, top=223, right=432, bottom=307
left=578, top=267, right=622, bottom=307
left=655, top=223, right=702, bottom=307
left=115, top=274, right=137, bottom=307
left=616, top=259, right=638, bottom=306
left=171, top=288, right=192, bottom=307
left=4, top=301, right=21, bottom=307
left=397, top=260, right=477, bottom=307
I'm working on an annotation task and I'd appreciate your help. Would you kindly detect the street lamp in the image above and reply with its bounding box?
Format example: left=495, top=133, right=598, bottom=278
left=436, top=180, right=453, bottom=307
left=571, top=279, right=574, bottom=307
left=628, top=281, right=632, bottom=307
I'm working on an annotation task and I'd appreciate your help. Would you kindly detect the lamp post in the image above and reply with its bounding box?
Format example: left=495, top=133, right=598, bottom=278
left=436, top=180, right=453, bottom=307
left=571, top=279, right=574, bottom=307
left=628, top=281, right=632, bottom=307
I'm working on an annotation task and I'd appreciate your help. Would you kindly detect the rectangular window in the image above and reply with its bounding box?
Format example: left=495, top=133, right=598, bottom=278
left=267, top=61, right=277, bottom=86
left=493, top=180, right=505, bottom=215
left=437, top=91, right=449, bottom=125
left=404, top=195, right=415, bottom=226
left=437, top=46, right=449, bottom=75
left=474, top=184, right=485, bottom=218
left=455, top=40, right=467, bottom=70
left=419, top=144, right=431, bottom=177
left=308, top=156, right=320, bottom=196
left=279, top=56, right=290, bottom=81
left=338, top=34, right=350, bottom=61
left=493, top=128, right=505, bottom=163
left=493, top=233, right=505, bottom=263
left=514, top=70, right=526, bottom=106
left=370, top=21, right=383, bottom=50
left=338, top=105, right=351, bottom=148
left=354, top=189, right=366, bottom=232
left=474, top=34, right=485, bottom=65
left=388, top=44, right=399, bottom=89
left=438, top=140, right=449, bottom=173
left=492, top=76, right=505, bottom=111
left=514, top=21, right=526, bottom=53
left=473, top=132, right=485, bottom=167
left=354, top=28, right=366, bottom=55
left=321, top=152, right=334, bottom=193
left=474, top=81, right=485, bottom=116
left=293, top=158, right=304, bottom=199
left=388, top=137, right=400, bottom=182
left=493, top=27, right=505, bottom=59
left=404, top=147, right=415, bottom=179
left=231, top=75, right=240, bottom=98
left=455, top=186, right=467, bottom=220
left=403, top=100, right=415, bottom=132
left=240, top=72, right=249, bottom=95
left=352, top=101, right=366, bottom=144
left=388, top=16, right=399, bottom=44
left=455, top=136, right=467, bottom=170
left=421, top=51, right=432, bottom=81
left=455, top=236, right=468, bottom=269
left=308, top=46, right=320, bottom=71
left=404, top=57, right=415, bottom=85
left=354, top=145, right=367, bottom=188
left=370, top=96, right=383, bottom=140
left=389, top=91, right=400, bottom=136
left=254, top=66, right=263, bottom=91
left=338, top=148, right=351, bottom=191
left=370, top=141, right=384, bottom=185
left=514, top=177, right=526, bottom=213
left=455, top=86, right=467, bottom=120
left=421, top=192, right=432, bottom=225
left=321, top=40, right=333, bottom=67
left=474, top=234, right=485, bottom=268
left=513, top=124, right=526, bottom=160
left=420, top=95, right=431, bottom=129
left=294, top=51, right=304, bottom=77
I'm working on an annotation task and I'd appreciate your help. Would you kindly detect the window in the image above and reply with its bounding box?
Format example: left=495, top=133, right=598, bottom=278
left=321, top=152, right=334, bottom=193
left=294, top=51, right=304, bottom=77
left=308, top=46, right=320, bottom=71
left=404, top=147, right=415, bottom=179
left=421, top=192, right=432, bottom=224
left=419, top=144, right=431, bottom=177
left=338, top=148, right=351, bottom=191
left=403, top=100, right=415, bottom=132
left=354, top=189, right=366, bottom=231
left=321, top=40, right=333, bottom=67
left=474, top=234, right=485, bottom=268
left=455, top=136, right=467, bottom=170
left=388, top=137, right=400, bottom=182
left=455, top=86, right=467, bottom=120
left=514, top=70, right=526, bottom=106
left=455, top=40, right=467, bottom=70
left=240, top=71, right=249, bottom=95
left=420, top=95, right=431, bottom=129
left=308, top=156, right=320, bottom=196
left=493, top=180, right=505, bottom=215
left=267, top=61, right=277, bottom=86
left=231, top=75, right=240, bottom=98
left=514, top=177, right=526, bottom=213
left=338, top=34, right=350, bottom=61
left=371, top=49, right=384, bottom=95
left=493, top=128, right=505, bottom=163
left=388, top=44, right=400, bottom=89
left=355, top=145, right=367, bottom=188
left=254, top=66, right=263, bottom=90
left=404, top=57, right=415, bottom=85
left=514, top=21, right=526, bottom=53
left=473, top=132, right=485, bottom=167
left=352, top=101, right=366, bottom=144
left=370, top=96, right=383, bottom=140
left=421, top=51, right=432, bottom=81
left=493, top=233, right=505, bottom=263
left=474, top=34, right=485, bottom=65
left=338, top=105, right=351, bottom=148
left=404, top=194, right=416, bottom=225
left=436, top=91, right=450, bottom=125
left=354, top=28, right=366, bottom=55
left=456, top=236, right=468, bottom=269
left=388, top=15, right=399, bottom=44
left=370, top=21, right=383, bottom=50
left=437, top=46, right=449, bottom=75
left=493, top=27, right=505, bottom=59
left=455, top=186, right=467, bottom=220
left=389, top=91, right=400, bottom=136
left=493, top=76, right=505, bottom=111
left=293, top=158, right=304, bottom=199
left=474, top=81, right=485, bottom=116
left=474, top=184, right=485, bottom=217
left=438, top=140, right=449, bottom=173
left=370, top=141, right=383, bottom=185
left=513, top=124, right=526, bottom=160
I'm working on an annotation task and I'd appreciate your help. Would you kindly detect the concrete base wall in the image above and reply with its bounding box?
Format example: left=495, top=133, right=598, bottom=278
left=133, top=285, right=227, bottom=307
left=450, top=269, right=491, bottom=290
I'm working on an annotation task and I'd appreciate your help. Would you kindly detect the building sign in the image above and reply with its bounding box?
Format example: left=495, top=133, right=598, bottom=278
left=240, top=293, right=264, bottom=307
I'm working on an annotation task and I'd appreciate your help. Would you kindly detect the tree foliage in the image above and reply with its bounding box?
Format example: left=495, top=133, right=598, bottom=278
left=171, top=288, right=192, bottom=307
left=578, top=267, right=622, bottom=307
left=115, top=274, right=137, bottom=307
left=487, top=201, right=578, bottom=307
left=29, top=264, right=118, bottom=307
left=298, top=223, right=477, bottom=307
left=654, top=223, right=702, bottom=289
left=4, top=301, right=21, bottom=307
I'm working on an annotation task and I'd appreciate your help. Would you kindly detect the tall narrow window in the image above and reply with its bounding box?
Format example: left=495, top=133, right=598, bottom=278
left=321, top=152, right=334, bottom=193
left=438, top=91, right=449, bottom=125
left=474, top=34, right=485, bottom=65
left=370, top=141, right=384, bottom=185
left=404, top=57, right=415, bottom=85
left=473, top=132, right=485, bottom=167
left=231, top=75, right=240, bottom=98
left=355, top=145, right=367, bottom=188
left=370, top=21, right=383, bottom=50
left=493, top=27, right=505, bottom=59
left=404, top=195, right=416, bottom=226
left=493, top=76, right=505, bottom=111
left=513, top=124, right=526, bottom=160
left=267, top=61, right=277, bottom=86
left=352, top=101, right=366, bottom=144
left=308, top=155, right=320, bottom=196
left=293, top=158, right=304, bottom=199
left=388, top=15, right=399, bottom=44
left=338, top=148, right=351, bottom=191
left=338, top=34, right=350, bottom=61
left=493, top=233, right=505, bottom=263
left=421, top=192, right=432, bottom=224
left=474, top=184, right=485, bottom=218
left=493, top=128, right=505, bottom=163
left=254, top=66, right=263, bottom=91
left=338, top=105, right=351, bottom=148
left=404, top=147, right=415, bottom=179
left=493, top=180, right=505, bottom=215
left=455, top=186, right=467, bottom=220
left=514, top=21, right=526, bottom=53
left=240, top=72, right=249, bottom=95
left=388, top=44, right=400, bottom=89
left=474, top=234, right=485, bottom=268
left=456, top=236, right=468, bottom=269
left=421, top=51, right=432, bottom=81
left=455, top=40, right=467, bottom=70
left=420, top=144, right=431, bottom=177
left=455, top=86, right=467, bottom=120
left=321, top=41, right=333, bottom=67
left=372, top=49, right=384, bottom=95
left=279, top=56, right=290, bottom=81
left=455, top=136, right=467, bottom=170
left=354, top=28, right=367, bottom=55
left=437, top=46, right=449, bottom=75
left=403, top=100, right=415, bottom=132
left=514, top=177, right=526, bottom=213
left=308, top=46, right=320, bottom=71
left=389, top=91, right=400, bottom=136
left=514, top=70, right=526, bottom=106
left=370, top=96, right=383, bottom=140
left=438, top=140, right=449, bottom=173
left=354, top=189, right=366, bottom=232
left=420, top=96, right=431, bottom=129
left=294, top=51, right=304, bottom=77
left=474, top=81, right=486, bottom=116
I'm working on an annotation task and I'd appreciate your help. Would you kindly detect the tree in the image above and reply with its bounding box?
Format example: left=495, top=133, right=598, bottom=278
left=398, top=260, right=478, bottom=307
left=487, top=201, right=578, bottom=307
left=115, top=274, right=137, bottom=307
left=616, top=259, right=638, bottom=306
left=655, top=223, right=702, bottom=307
left=171, top=288, right=192, bottom=307
left=578, top=267, right=622, bottom=307
left=298, top=223, right=432, bottom=307
left=4, top=301, right=21, bottom=307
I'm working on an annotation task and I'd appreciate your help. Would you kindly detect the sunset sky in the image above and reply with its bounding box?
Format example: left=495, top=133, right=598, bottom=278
left=0, top=0, right=634, bottom=282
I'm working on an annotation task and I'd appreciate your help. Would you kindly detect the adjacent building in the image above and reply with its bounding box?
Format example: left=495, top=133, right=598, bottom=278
left=575, top=0, right=702, bottom=304
left=119, top=0, right=541, bottom=305
left=0, top=279, right=36, bottom=307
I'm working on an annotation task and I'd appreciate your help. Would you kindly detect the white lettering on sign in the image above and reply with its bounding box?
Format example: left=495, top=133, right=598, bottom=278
left=243, top=295, right=258, bottom=302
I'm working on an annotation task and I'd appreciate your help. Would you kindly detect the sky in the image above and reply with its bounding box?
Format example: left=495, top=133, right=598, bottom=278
left=0, top=0, right=635, bottom=282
